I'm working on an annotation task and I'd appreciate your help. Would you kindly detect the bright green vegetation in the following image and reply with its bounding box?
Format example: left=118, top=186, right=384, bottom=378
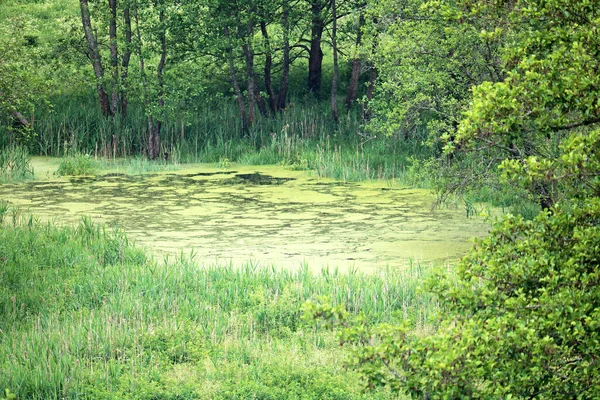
left=0, top=146, right=34, bottom=183
left=56, top=154, right=97, bottom=176
left=2, top=0, right=600, bottom=397
left=0, top=209, right=436, bottom=399
left=305, top=0, right=600, bottom=398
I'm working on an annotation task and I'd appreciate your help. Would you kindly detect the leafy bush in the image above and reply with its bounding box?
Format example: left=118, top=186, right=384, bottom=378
left=56, top=153, right=96, bottom=176
left=307, top=199, right=600, bottom=398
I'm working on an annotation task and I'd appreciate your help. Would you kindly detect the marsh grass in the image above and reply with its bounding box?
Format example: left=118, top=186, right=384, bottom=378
left=56, top=153, right=97, bottom=176
left=0, top=210, right=438, bottom=399
left=24, top=97, right=435, bottom=188
left=97, top=155, right=181, bottom=175
left=0, top=146, right=34, bottom=183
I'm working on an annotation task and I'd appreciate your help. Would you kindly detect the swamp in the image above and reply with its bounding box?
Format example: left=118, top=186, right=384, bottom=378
left=2, top=0, right=600, bottom=398
left=1, top=158, right=492, bottom=270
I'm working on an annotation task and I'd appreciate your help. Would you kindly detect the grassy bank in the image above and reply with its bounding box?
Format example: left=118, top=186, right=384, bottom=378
left=0, top=207, right=439, bottom=399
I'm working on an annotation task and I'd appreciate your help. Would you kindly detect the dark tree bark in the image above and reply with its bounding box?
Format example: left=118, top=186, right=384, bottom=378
left=277, top=4, right=290, bottom=111
left=362, top=36, right=378, bottom=120
left=10, top=109, right=30, bottom=129
left=108, top=0, right=119, bottom=115
left=255, top=86, right=269, bottom=117
left=148, top=5, right=167, bottom=160
left=307, top=0, right=326, bottom=95
left=225, top=25, right=247, bottom=130
left=330, top=0, right=339, bottom=122
left=242, top=23, right=257, bottom=127
left=345, top=12, right=364, bottom=110
left=260, top=20, right=276, bottom=114
left=79, top=0, right=112, bottom=117
left=120, top=5, right=133, bottom=117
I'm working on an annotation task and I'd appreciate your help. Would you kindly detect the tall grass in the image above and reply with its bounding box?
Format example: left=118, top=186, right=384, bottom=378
left=0, top=146, right=34, bottom=183
left=21, top=96, right=436, bottom=187
left=0, top=210, right=438, bottom=399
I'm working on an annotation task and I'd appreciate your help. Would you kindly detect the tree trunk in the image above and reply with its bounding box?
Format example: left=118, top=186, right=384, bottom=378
left=363, top=38, right=378, bottom=120
left=10, top=109, right=30, bottom=129
left=225, top=25, right=247, bottom=130
left=255, top=86, right=269, bottom=117
left=308, top=0, right=325, bottom=95
left=120, top=5, right=133, bottom=117
left=242, top=30, right=257, bottom=127
left=134, top=0, right=155, bottom=159
left=109, top=0, right=119, bottom=115
left=345, top=12, right=364, bottom=110
left=260, top=20, right=276, bottom=114
left=149, top=5, right=167, bottom=160
left=79, top=0, right=112, bottom=117
left=330, top=0, right=338, bottom=122
left=277, top=4, right=290, bottom=111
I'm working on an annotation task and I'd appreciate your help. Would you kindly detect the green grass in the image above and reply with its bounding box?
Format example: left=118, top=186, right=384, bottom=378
left=0, top=209, right=438, bottom=399
left=22, top=95, right=433, bottom=184
left=0, top=146, right=34, bottom=183
left=56, top=153, right=98, bottom=176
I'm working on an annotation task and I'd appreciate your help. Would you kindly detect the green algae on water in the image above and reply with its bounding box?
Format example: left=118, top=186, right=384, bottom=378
left=0, top=158, right=494, bottom=271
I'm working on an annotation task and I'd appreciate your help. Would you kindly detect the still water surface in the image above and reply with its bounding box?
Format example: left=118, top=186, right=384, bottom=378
left=0, top=158, right=493, bottom=271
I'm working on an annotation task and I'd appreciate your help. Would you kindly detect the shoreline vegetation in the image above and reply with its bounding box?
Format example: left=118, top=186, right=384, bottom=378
left=0, top=207, right=437, bottom=399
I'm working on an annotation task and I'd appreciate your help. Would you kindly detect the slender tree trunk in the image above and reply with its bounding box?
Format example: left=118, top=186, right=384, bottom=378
left=225, top=25, right=247, bottom=130
left=120, top=5, right=132, bottom=117
left=242, top=27, right=257, bottom=127
left=79, top=0, right=112, bottom=117
left=149, top=5, right=167, bottom=160
left=133, top=1, right=155, bottom=158
left=260, top=21, right=276, bottom=114
left=308, top=0, right=325, bottom=95
left=362, top=36, right=378, bottom=120
left=331, top=0, right=338, bottom=122
left=109, top=0, right=119, bottom=115
left=255, top=86, right=269, bottom=117
left=346, top=12, right=364, bottom=110
left=362, top=63, right=377, bottom=120
left=277, top=4, right=290, bottom=111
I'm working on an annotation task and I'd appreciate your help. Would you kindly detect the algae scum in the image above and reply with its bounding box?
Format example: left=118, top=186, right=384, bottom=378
left=1, top=163, right=491, bottom=270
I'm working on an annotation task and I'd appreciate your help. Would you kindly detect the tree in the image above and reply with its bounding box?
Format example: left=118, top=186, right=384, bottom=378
left=0, top=16, right=49, bottom=145
left=365, top=0, right=504, bottom=142
left=446, top=0, right=600, bottom=209
left=305, top=0, right=600, bottom=397
left=79, top=0, right=113, bottom=117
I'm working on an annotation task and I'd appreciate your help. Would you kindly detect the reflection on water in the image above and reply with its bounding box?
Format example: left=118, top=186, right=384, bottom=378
left=0, top=161, right=492, bottom=271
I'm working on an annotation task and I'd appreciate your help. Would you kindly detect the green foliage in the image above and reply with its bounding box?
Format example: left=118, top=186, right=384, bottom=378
left=0, top=146, right=34, bottom=182
left=448, top=0, right=600, bottom=207
left=308, top=200, right=600, bottom=398
left=56, top=153, right=97, bottom=176
left=365, top=0, right=503, bottom=142
left=302, top=0, right=600, bottom=397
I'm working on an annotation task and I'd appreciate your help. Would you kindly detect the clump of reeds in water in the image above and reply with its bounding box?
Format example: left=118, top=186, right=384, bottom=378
left=0, top=146, right=34, bottom=182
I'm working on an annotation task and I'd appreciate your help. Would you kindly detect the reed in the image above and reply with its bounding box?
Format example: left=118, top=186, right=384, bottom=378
left=0, top=146, right=34, bottom=183
left=0, top=211, right=438, bottom=399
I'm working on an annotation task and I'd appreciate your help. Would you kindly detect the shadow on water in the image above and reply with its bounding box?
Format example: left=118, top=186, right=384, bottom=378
left=0, top=164, right=492, bottom=271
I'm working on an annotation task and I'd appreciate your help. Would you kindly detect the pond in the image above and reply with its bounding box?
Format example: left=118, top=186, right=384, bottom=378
left=0, top=158, right=493, bottom=271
